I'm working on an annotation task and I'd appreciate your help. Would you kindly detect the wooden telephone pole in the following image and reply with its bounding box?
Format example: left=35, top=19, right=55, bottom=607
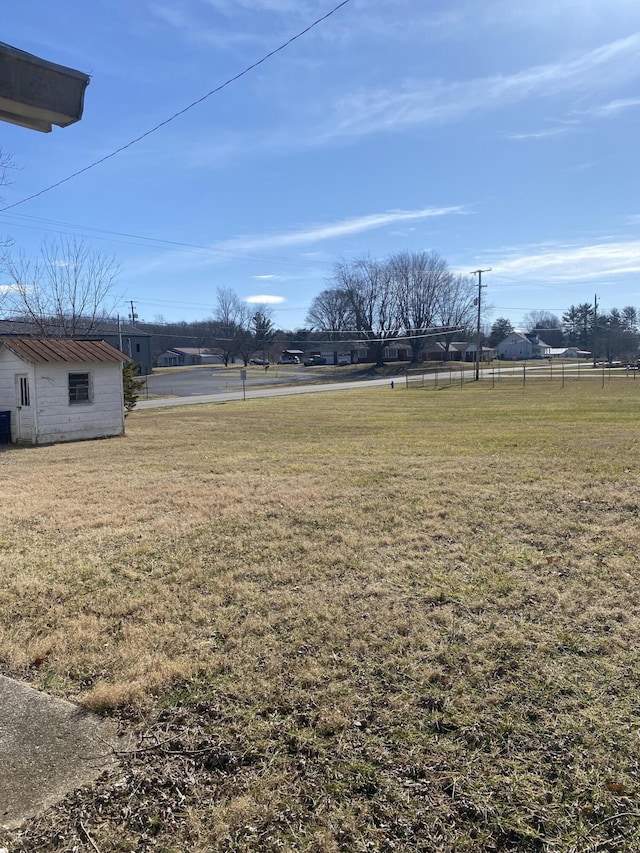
left=471, top=269, right=491, bottom=381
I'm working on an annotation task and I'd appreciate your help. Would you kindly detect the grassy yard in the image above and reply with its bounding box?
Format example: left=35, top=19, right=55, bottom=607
left=1, top=380, right=639, bottom=851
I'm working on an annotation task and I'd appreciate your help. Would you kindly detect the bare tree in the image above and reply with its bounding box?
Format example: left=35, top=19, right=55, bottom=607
left=435, top=274, right=476, bottom=357
left=391, top=250, right=449, bottom=362
left=213, top=286, right=250, bottom=365
left=335, top=256, right=400, bottom=367
left=1, top=236, right=120, bottom=335
left=306, top=287, right=354, bottom=340
left=522, top=310, right=563, bottom=346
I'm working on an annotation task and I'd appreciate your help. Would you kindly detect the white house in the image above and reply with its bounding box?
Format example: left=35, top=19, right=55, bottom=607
left=0, top=338, right=130, bottom=446
left=498, top=332, right=551, bottom=360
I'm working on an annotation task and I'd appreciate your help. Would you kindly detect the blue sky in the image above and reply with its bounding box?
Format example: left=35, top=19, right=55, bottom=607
left=2, top=0, right=640, bottom=330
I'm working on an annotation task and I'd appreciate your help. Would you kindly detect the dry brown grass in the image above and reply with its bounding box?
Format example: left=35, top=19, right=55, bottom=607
left=1, top=379, right=640, bottom=851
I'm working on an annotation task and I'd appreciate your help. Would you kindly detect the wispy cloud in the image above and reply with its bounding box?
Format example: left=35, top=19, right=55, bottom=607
left=328, top=33, right=640, bottom=137
left=575, top=97, right=640, bottom=118
left=508, top=96, right=640, bottom=141
left=252, top=274, right=280, bottom=280
left=214, top=206, right=467, bottom=253
left=147, top=0, right=346, bottom=50
left=509, top=125, right=576, bottom=141
left=491, top=239, right=640, bottom=282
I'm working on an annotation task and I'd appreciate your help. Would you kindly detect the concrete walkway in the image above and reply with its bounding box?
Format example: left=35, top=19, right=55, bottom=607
left=0, top=676, right=120, bottom=830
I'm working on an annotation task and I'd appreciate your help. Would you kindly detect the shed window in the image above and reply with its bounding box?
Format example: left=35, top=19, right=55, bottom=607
left=19, top=376, right=30, bottom=407
left=68, top=372, right=92, bottom=404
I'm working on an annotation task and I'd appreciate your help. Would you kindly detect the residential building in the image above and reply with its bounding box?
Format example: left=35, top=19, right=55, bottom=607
left=498, top=332, right=551, bottom=360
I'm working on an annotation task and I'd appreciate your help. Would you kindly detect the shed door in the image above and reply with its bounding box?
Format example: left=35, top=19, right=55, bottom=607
left=15, top=374, right=33, bottom=442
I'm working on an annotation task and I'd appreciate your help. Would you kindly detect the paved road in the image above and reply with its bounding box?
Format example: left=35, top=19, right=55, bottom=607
left=141, top=366, right=323, bottom=398
left=136, top=372, right=399, bottom=410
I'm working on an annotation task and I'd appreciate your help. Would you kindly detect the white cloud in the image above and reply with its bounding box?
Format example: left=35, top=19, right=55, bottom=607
left=245, top=294, right=285, bottom=304
left=575, top=97, right=640, bottom=118
left=508, top=96, right=640, bottom=142
left=328, top=33, right=640, bottom=137
left=214, top=206, right=467, bottom=253
left=491, top=239, right=640, bottom=282
left=252, top=274, right=280, bottom=280
left=509, top=125, right=576, bottom=141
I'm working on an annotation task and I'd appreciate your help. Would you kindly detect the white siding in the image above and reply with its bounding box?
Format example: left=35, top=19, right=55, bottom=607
left=33, top=363, right=125, bottom=444
left=0, top=350, right=17, bottom=408
left=0, top=350, right=37, bottom=442
left=498, top=334, right=532, bottom=360
left=0, top=348, right=125, bottom=445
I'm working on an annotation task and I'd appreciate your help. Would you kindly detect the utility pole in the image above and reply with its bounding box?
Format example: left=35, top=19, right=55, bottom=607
left=471, top=269, right=491, bottom=381
left=129, top=300, right=138, bottom=325
left=592, top=293, right=598, bottom=367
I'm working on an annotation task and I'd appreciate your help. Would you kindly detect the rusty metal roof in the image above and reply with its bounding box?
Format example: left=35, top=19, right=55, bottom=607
left=0, top=338, right=131, bottom=364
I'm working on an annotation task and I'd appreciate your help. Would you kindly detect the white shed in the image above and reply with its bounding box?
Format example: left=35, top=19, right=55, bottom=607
left=0, top=338, right=130, bottom=446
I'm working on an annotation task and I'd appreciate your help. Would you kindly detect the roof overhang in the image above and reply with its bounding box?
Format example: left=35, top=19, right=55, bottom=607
left=0, top=42, right=90, bottom=133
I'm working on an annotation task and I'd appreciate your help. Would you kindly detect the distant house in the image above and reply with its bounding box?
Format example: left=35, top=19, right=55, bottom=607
left=0, top=338, right=130, bottom=446
left=156, top=347, right=221, bottom=367
left=498, top=332, right=551, bottom=360
left=353, top=346, right=410, bottom=363
left=547, top=346, right=590, bottom=359
left=464, top=343, right=497, bottom=363
left=0, top=319, right=152, bottom=375
left=424, top=341, right=473, bottom=362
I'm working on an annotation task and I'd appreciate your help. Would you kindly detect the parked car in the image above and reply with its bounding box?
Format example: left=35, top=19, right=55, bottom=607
left=277, top=356, right=300, bottom=364
left=250, top=358, right=270, bottom=366
left=304, top=356, right=327, bottom=366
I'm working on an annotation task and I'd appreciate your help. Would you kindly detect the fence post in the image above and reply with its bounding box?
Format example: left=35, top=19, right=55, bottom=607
left=523, top=365, right=526, bottom=388
left=562, top=363, right=565, bottom=389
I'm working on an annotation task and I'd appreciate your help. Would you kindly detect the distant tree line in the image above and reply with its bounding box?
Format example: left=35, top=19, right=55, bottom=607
left=140, top=291, right=279, bottom=366
left=4, top=233, right=636, bottom=367
left=140, top=290, right=324, bottom=366
left=140, top=252, right=479, bottom=366
left=488, top=304, right=640, bottom=362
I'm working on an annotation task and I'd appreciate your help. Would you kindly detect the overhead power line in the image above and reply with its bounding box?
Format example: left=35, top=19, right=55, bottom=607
left=0, top=0, right=354, bottom=214
left=0, top=210, right=336, bottom=269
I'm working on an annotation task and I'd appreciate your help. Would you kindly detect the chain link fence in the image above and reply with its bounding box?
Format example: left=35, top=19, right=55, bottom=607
left=405, top=361, right=640, bottom=391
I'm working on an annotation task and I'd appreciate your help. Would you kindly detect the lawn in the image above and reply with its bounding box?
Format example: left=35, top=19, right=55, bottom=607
left=1, top=379, right=639, bottom=851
